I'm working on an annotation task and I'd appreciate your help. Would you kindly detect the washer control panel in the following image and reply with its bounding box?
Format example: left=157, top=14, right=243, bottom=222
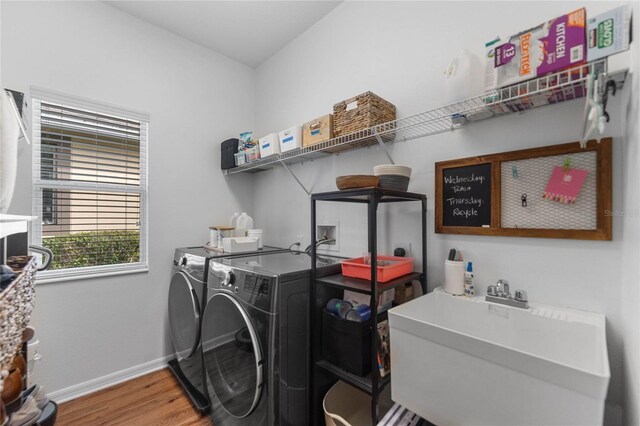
left=173, top=250, right=206, bottom=282
left=208, top=262, right=276, bottom=312
left=236, top=272, right=273, bottom=311
left=208, top=262, right=275, bottom=311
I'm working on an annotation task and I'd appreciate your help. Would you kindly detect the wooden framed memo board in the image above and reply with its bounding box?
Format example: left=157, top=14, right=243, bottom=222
left=435, top=138, right=612, bottom=240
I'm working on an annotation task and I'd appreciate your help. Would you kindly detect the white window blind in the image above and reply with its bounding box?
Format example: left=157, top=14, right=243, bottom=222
left=32, top=90, right=148, bottom=281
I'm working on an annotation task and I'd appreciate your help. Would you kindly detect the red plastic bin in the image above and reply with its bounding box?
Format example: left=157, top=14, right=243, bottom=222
left=341, top=256, right=414, bottom=282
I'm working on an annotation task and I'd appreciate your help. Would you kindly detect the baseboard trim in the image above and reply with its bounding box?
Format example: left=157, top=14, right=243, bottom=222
left=48, top=354, right=173, bottom=403
left=201, top=331, right=235, bottom=353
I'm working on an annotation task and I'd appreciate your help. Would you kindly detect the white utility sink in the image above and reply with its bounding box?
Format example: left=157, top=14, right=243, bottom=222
left=388, top=288, right=610, bottom=426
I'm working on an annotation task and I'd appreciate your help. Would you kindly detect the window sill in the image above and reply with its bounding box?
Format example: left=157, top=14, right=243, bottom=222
left=36, top=265, right=149, bottom=285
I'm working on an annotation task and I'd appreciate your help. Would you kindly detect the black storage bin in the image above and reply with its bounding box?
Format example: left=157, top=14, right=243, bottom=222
left=221, top=138, right=239, bottom=170
left=321, top=309, right=371, bottom=376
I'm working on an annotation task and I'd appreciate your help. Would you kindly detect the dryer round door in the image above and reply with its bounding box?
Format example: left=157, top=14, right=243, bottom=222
left=202, top=293, right=263, bottom=419
left=168, top=271, right=201, bottom=360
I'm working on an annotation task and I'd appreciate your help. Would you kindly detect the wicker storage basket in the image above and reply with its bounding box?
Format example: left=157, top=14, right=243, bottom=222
left=329, top=91, right=396, bottom=153
left=0, top=256, right=37, bottom=391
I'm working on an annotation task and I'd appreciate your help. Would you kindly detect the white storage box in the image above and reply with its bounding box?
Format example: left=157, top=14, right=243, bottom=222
left=278, top=126, right=303, bottom=153
left=259, top=133, right=280, bottom=157
left=222, top=237, right=259, bottom=253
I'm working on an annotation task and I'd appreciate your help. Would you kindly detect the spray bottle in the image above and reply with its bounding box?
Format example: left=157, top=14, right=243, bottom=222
left=464, top=262, right=475, bottom=296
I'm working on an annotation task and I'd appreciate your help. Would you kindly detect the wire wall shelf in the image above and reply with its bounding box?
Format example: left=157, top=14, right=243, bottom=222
left=225, top=59, right=626, bottom=176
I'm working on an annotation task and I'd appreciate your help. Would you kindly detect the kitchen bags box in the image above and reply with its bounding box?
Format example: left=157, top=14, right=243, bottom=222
left=259, top=133, right=280, bottom=157
left=494, top=8, right=586, bottom=88
left=587, top=5, right=632, bottom=61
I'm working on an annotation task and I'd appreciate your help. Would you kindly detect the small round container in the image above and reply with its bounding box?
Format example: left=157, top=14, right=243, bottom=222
left=373, top=164, right=412, bottom=178
left=326, top=299, right=353, bottom=318
left=374, top=164, right=412, bottom=191
left=444, top=260, right=465, bottom=295
left=345, top=304, right=371, bottom=322
left=378, top=175, right=410, bottom=191
left=208, top=228, right=219, bottom=248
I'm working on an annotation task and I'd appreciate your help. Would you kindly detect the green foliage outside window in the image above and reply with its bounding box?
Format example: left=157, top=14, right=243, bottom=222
left=42, top=230, right=140, bottom=270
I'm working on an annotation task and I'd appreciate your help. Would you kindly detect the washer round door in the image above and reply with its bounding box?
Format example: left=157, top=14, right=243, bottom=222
left=168, top=271, right=201, bottom=360
left=202, top=293, right=263, bottom=419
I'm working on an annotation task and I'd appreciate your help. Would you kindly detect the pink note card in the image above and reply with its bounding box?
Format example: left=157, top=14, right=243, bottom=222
left=543, top=167, right=589, bottom=204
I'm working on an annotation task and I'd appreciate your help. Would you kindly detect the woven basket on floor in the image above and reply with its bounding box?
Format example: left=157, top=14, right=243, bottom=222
left=0, top=256, right=37, bottom=391
left=328, top=92, right=396, bottom=153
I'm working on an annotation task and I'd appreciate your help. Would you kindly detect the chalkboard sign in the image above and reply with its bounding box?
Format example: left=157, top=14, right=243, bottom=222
left=435, top=139, right=612, bottom=240
left=441, top=163, right=492, bottom=227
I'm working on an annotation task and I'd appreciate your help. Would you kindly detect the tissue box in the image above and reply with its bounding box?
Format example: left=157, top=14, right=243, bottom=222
left=587, top=5, right=632, bottom=61
left=258, top=133, right=280, bottom=157
left=303, top=114, right=334, bottom=147
left=495, top=8, right=586, bottom=88
left=278, top=126, right=303, bottom=153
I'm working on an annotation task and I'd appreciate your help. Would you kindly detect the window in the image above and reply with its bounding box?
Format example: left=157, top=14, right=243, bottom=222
left=32, top=89, right=148, bottom=281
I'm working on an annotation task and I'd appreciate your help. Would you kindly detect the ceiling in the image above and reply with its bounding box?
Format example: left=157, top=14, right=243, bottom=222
left=104, top=1, right=342, bottom=68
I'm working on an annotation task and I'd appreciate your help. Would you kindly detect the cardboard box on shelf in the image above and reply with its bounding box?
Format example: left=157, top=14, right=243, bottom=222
left=495, top=8, right=586, bottom=88
left=344, top=289, right=394, bottom=312
left=394, top=282, right=414, bottom=305
left=302, top=114, right=333, bottom=147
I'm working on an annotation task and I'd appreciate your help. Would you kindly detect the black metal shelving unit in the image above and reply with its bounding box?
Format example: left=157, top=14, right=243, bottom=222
left=310, top=187, right=427, bottom=425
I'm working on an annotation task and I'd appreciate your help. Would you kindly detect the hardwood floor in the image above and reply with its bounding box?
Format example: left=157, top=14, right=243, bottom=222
left=57, top=368, right=212, bottom=425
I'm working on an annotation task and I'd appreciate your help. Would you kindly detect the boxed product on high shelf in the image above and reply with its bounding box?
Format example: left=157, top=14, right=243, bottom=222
left=278, top=125, right=303, bottom=153
left=494, top=8, right=586, bottom=88
left=302, top=114, right=333, bottom=147
left=258, top=133, right=280, bottom=157
left=587, top=5, right=632, bottom=61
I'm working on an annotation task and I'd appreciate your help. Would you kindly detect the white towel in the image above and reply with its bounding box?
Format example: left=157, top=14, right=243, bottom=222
left=0, top=90, right=21, bottom=213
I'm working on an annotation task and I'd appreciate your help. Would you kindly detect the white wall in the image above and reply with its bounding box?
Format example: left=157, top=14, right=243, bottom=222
left=620, top=3, right=640, bottom=426
left=253, top=1, right=637, bottom=423
left=1, top=1, right=638, bottom=423
left=1, top=1, right=255, bottom=396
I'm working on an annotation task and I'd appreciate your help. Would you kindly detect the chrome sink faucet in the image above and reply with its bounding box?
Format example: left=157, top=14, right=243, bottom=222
left=486, top=280, right=529, bottom=309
